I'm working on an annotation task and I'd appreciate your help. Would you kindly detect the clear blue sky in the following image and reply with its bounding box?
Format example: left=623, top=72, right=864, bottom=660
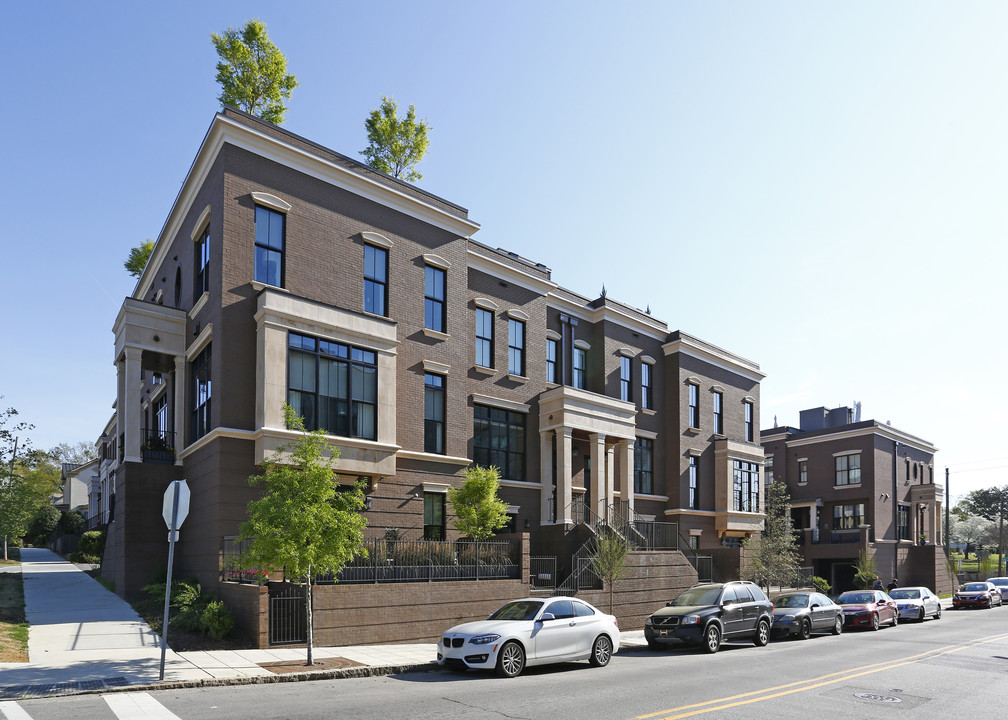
left=2, top=1, right=1005, bottom=503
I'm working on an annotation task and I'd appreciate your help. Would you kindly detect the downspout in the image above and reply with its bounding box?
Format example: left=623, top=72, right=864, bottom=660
left=893, top=441, right=899, bottom=582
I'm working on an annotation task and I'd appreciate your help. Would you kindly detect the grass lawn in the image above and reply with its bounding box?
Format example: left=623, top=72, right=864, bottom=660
left=0, top=549, right=28, bottom=662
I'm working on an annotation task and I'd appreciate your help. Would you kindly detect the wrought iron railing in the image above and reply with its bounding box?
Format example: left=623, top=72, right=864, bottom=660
left=530, top=556, right=557, bottom=593
left=141, top=428, right=175, bottom=465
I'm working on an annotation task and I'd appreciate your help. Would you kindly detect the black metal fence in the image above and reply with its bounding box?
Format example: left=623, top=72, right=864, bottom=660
left=221, top=536, right=270, bottom=584
left=530, top=556, right=557, bottom=593
left=268, top=584, right=306, bottom=645
left=141, top=428, right=175, bottom=465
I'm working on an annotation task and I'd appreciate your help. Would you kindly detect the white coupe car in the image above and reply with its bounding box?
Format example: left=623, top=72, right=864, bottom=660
left=438, top=597, right=620, bottom=677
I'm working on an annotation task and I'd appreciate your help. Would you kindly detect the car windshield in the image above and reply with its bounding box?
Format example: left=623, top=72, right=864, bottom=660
left=837, top=592, right=874, bottom=604
left=989, top=579, right=1008, bottom=587
left=773, top=594, right=808, bottom=608
left=888, top=589, right=920, bottom=600
left=487, top=600, right=543, bottom=621
left=961, top=583, right=988, bottom=592
left=671, top=586, right=723, bottom=607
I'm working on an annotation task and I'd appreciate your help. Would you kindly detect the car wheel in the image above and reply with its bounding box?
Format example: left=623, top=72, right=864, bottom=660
left=647, top=639, right=661, bottom=651
left=891, top=611, right=898, bottom=627
left=871, top=613, right=880, bottom=631
left=703, top=624, right=721, bottom=654
left=918, top=606, right=926, bottom=622
left=798, top=618, right=811, bottom=640
left=753, top=619, right=770, bottom=647
left=934, top=605, right=942, bottom=620
left=590, top=635, right=613, bottom=667
left=495, top=641, right=525, bottom=678
left=832, top=616, right=843, bottom=635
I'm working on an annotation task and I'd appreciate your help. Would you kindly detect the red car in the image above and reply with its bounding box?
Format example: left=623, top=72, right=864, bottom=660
left=953, top=582, right=1003, bottom=609
left=836, top=590, right=898, bottom=630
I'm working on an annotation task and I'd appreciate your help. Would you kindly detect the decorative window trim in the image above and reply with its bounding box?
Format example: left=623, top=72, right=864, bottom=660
left=688, top=528, right=703, bottom=537
left=473, top=365, right=495, bottom=376
left=641, top=355, right=656, bottom=365
left=152, top=289, right=164, bottom=304
left=474, top=297, right=498, bottom=311
left=422, top=359, right=450, bottom=374
left=637, top=429, right=659, bottom=440
left=190, top=291, right=210, bottom=319
left=190, top=204, right=211, bottom=241
left=506, top=505, right=520, bottom=514
left=506, top=308, right=529, bottom=321
left=359, top=231, right=393, bottom=248
left=641, top=408, right=657, bottom=416
left=574, top=339, right=590, bottom=350
left=422, top=253, right=450, bottom=270
left=506, top=373, right=528, bottom=383
left=186, top=322, right=213, bottom=360
left=470, top=393, right=530, bottom=414
left=251, top=280, right=290, bottom=294
left=422, top=481, right=450, bottom=494
left=797, top=456, right=808, bottom=462
left=711, top=385, right=725, bottom=393
left=546, top=329, right=561, bottom=340
left=832, top=450, right=862, bottom=458
left=422, top=327, right=450, bottom=341
left=687, top=448, right=703, bottom=457
left=250, top=192, right=291, bottom=213
left=687, top=377, right=701, bottom=386
left=742, top=395, right=756, bottom=403
left=618, top=348, right=635, bottom=358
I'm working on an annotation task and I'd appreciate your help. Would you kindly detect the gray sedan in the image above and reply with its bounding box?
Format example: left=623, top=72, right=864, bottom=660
left=888, top=586, right=941, bottom=621
left=770, top=592, right=843, bottom=639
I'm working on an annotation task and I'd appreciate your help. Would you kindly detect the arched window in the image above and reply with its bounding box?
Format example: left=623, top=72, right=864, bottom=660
left=174, top=268, right=182, bottom=309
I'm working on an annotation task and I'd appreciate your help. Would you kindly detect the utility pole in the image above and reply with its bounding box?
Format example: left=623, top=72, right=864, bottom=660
left=945, top=467, right=950, bottom=548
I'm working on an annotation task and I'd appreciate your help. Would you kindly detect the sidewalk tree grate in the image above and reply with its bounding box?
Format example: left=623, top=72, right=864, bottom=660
left=0, top=677, right=129, bottom=699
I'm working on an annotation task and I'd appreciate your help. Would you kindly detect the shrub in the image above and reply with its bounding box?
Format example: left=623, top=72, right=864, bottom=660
left=28, top=505, right=60, bottom=546
left=140, top=575, right=233, bottom=640
left=60, top=509, right=86, bottom=535
left=69, top=552, right=101, bottom=564
left=201, top=601, right=234, bottom=640
left=79, top=530, right=106, bottom=556
left=811, top=576, right=832, bottom=595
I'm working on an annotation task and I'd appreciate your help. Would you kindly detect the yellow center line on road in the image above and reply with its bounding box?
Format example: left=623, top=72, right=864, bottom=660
left=635, top=631, right=1008, bottom=720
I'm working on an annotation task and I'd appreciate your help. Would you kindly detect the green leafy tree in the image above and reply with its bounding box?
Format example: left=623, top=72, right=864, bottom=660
left=211, top=19, right=298, bottom=125
left=360, top=97, right=431, bottom=182
left=960, top=486, right=1008, bottom=576
left=51, top=441, right=98, bottom=466
left=741, top=479, right=800, bottom=591
left=0, top=402, right=35, bottom=559
left=448, top=466, right=509, bottom=540
left=124, top=240, right=154, bottom=279
left=853, top=549, right=879, bottom=590
left=238, top=404, right=367, bottom=666
left=589, top=529, right=630, bottom=614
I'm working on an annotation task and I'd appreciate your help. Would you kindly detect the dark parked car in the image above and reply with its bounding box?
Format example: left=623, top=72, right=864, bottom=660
left=954, top=582, right=1003, bottom=609
left=644, top=581, right=773, bottom=654
left=888, top=586, right=941, bottom=621
left=836, top=590, right=898, bottom=630
left=770, top=592, right=843, bottom=639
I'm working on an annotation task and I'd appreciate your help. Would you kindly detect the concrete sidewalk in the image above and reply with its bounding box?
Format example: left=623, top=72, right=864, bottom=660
left=0, top=549, right=645, bottom=699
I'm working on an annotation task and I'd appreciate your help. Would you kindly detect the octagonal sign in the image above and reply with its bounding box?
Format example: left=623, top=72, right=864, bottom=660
left=162, top=479, right=191, bottom=530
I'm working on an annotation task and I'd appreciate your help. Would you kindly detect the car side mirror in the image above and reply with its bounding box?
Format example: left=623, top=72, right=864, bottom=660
left=540, top=612, right=555, bottom=622
left=666, top=602, right=674, bottom=607
left=810, top=603, right=820, bottom=609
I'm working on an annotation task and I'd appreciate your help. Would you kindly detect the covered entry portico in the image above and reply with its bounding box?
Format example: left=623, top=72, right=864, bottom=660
left=537, top=386, right=637, bottom=525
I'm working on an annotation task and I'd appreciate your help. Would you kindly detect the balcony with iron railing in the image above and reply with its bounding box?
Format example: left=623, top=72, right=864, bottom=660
left=141, top=428, right=175, bottom=465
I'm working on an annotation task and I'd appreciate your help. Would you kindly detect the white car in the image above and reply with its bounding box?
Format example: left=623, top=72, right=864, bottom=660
left=437, top=597, right=620, bottom=677
left=888, top=586, right=942, bottom=621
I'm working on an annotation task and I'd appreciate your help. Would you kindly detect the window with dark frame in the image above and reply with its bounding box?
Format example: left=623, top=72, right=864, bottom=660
left=732, top=459, right=759, bottom=513
left=641, top=362, right=653, bottom=409
left=190, top=343, right=212, bottom=442
left=833, top=503, right=865, bottom=530
left=194, top=225, right=210, bottom=302
left=363, top=244, right=388, bottom=316
left=834, top=453, right=861, bottom=486
left=152, top=394, right=169, bottom=440
left=688, top=455, right=698, bottom=509
left=424, top=373, right=445, bottom=455
left=798, top=459, right=808, bottom=483
left=423, top=492, right=446, bottom=540
left=473, top=404, right=525, bottom=481
left=424, top=265, right=446, bottom=333
left=897, top=504, right=911, bottom=540
left=765, top=456, right=774, bottom=484
left=688, top=383, right=699, bottom=428
left=744, top=400, right=754, bottom=442
left=713, top=391, right=723, bottom=434
left=620, top=356, right=632, bottom=402
left=573, top=346, right=586, bottom=389
left=254, top=206, right=284, bottom=287
left=634, top=437, right=653, bottom=494
left=546, top=338, right=558, bottom=383
left=508, top=318, right=525, bottom=376
left=287, top=332, right=377, bottom=440
left=476, top=308, right=494, bottom=368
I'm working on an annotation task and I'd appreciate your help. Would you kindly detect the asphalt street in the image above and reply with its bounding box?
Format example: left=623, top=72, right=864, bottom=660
left=5, top=604, right=1007, bottom=720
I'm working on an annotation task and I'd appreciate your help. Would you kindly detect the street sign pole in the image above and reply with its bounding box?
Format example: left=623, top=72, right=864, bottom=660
left=159, top=481, right=180, bottom=682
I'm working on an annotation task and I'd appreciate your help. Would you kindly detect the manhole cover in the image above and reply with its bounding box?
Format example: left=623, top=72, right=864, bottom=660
left=853, top=692, right=902, bottom=703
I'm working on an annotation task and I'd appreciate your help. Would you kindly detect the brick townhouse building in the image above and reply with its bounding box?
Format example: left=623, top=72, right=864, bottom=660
left=761, top=405, right=950, bottom=594
left=101, top=107, right=766, bottom=607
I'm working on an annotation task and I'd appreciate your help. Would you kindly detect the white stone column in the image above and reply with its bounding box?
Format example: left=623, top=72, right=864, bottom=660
left=123, top=347, right=143, bottom=463
left=540, top=430, right=553, bottom=525
left=606, top=443, right=616, bottom=520
left=619, top=438, right=635, bottom=514
left=590, top=433, right=605, bottom=520
left=173, top=355, right=186, bottom=464
left=557, top=429, right=573, bottom=525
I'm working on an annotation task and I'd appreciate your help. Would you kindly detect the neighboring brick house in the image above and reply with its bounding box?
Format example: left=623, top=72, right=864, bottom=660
left=761, top=405, right=951, bottom=594
left=102, top=107, right=766, bottom=612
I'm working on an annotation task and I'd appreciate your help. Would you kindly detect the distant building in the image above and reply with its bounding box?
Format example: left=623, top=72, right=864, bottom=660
left=761, top=406, right=950, bottom=594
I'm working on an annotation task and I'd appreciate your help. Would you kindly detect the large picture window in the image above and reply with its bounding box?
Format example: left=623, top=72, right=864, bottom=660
left=473, top=404, right=525, bottom=481
left=732, top=460, right=759, bottom=513
left=254, top=206, right=284, bottom=287
left=190, top=343, right=212, bottom=442
left=287, top=332, right=377, bottom=440
left=835, top=453, right=861, bottom=486
left=363, top=244, right=388, bottom=317
left=833, top=503, right=865, bottom=530
left=424, top=373, right=445, bottom=455
left=508, top=319, right=525, bottom=376
left=476, top=308, right=494, bottom=368
left=424, top=265, right=446, bottom=333
left=634, top=437, right=653, bottom=494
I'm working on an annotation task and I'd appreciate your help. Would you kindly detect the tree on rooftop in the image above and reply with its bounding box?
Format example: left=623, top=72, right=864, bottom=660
left=124, top=240, right=154, bottom=279
left=211, top=19, right=298, bottom=125
left=448, top=465, right=509, bottom=540
left=360, top=97, right=431, bottom=182
left=238, top=404, right=367, bottom=666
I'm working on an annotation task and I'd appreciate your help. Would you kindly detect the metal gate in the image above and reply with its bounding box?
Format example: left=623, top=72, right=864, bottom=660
left=268, top=584, right=306, bottom=645
left=530, top=556, right=557, bottom=593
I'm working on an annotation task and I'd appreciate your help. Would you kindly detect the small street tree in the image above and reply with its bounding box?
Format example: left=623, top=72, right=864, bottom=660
left=360, top=97, right=431, bottom=182
left=212, top=19, right=298, bottom=125
left=741, top=479, right=800, bottom=591
left=238, top=404, right=367, bottom=666
left=0, top=402, right=35, bottom=559
left=853, top=549, right=879, bottom=590
left=124, top=240, right=154, bottom=279
left=960, top=486, right=1008, bottom=576
left=448, top=465, right=509, bottom=540
left=589, top=529, right=630, bottom=614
